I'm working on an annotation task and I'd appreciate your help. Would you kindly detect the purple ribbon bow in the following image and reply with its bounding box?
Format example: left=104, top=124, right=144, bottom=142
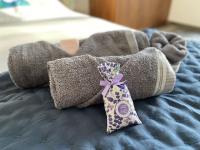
left=100, top=73, right=124, bottom=97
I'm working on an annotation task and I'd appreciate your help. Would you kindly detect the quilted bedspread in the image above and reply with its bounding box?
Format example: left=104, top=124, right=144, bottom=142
left=0, top=34, right=200, bottom=150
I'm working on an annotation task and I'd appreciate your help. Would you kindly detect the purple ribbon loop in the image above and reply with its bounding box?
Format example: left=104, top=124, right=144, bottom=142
left=100, top=73, right=124, bottom=97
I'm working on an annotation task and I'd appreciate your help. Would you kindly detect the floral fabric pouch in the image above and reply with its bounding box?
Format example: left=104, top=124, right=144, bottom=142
left=98, top=62, right=142, bottom=133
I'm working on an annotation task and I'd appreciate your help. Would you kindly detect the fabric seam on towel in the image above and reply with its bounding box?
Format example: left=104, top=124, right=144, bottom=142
left=125, top=31, right=139, bottom=54
left=153, top=51, right=167, bottom=95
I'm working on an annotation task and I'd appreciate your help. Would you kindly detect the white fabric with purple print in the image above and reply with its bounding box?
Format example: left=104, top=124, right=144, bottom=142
left=98, top=62, right=142, bottom=133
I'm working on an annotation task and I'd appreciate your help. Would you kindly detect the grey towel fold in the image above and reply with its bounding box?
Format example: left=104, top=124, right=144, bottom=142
left=47, top=48, right=176, bottom=109
left=77, top=30, right=149, bottom=56
left=150, top=31, right=187, bottom=72
left=8, top=30, right=149, bottom=88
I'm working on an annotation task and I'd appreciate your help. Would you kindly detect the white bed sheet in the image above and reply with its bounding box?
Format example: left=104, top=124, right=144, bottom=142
left=0, top=15, right=133, bottom=73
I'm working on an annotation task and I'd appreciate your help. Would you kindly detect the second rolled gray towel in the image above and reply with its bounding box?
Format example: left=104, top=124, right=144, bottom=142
left=47, top=48, right=176, bottom=109
left=8, top=30, right=149, bottom=88
left=8, top=30, right=187, bottom=89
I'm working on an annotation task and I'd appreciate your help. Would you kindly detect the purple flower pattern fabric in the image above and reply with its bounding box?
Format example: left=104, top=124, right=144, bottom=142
left=98, top=62, right=142, bottom=133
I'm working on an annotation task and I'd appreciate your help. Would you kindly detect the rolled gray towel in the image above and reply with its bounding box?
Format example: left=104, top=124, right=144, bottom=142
left=150, top=31, right=187, bottom=72
left=47, top=47, right=176, bottom=109
left=8, top=30, right=149, bottom=88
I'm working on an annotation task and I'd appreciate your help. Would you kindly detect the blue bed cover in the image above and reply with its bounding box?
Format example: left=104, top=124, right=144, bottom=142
left=0, top=30, right=200, bottom=150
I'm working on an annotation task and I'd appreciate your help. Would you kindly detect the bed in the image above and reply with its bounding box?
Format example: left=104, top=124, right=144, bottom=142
left=0, top=28, right=200, bottom=149
left=1, top=2, right=200, bottom=149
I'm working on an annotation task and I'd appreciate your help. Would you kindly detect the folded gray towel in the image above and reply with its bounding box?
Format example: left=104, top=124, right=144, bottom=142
left=150, top=31, right=187, bottom=72
left=48, top=47, right=176, bottom=109
left=8, top=30, right=149, bottom=88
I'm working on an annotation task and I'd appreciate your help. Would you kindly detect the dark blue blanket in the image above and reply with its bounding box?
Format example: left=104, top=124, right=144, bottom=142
left=0, top=36, right=200, bottom=150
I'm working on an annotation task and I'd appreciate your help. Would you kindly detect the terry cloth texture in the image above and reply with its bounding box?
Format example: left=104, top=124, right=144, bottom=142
left=8, top=30, right=149, bottom=89
left=77, top=30, right=149, bottom=56
left=47, top=47, right=176, bottom=109
left=150, top=31, right=187, bottom=72
left=8, top=41, right=69, bottom=88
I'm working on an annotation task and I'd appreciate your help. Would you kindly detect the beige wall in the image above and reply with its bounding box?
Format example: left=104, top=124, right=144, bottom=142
left=73, top=0, right=89, bottom=14
left=62, top=0, right=89, bottom=14
left=169, top=0, right=200, bottom=27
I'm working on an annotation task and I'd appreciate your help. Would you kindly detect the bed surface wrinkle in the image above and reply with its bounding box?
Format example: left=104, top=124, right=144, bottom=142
left=0, top=35, right=200, bottom=149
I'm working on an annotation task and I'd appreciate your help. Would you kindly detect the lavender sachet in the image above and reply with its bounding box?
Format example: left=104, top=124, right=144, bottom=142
left=98, top=62, right=142, bottom=133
